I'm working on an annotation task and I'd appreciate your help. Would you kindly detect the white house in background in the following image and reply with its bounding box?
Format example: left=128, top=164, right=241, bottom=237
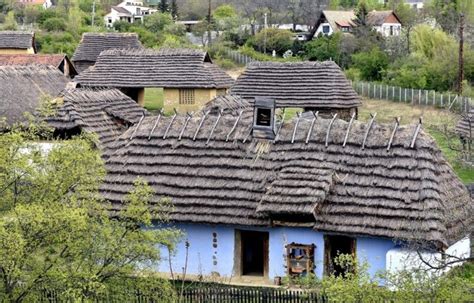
left=104, top=0, right=158, bottom=28
left=310, top=10, right=402, bottom=39
left=17, top=0, right=52, bottom=9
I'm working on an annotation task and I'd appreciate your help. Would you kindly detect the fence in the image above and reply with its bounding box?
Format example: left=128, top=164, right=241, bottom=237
left=223, top=48, right=258, bottom=65
left=352, top=81, right=473, bottom=113
left=36, top=286, right=325, bottom=303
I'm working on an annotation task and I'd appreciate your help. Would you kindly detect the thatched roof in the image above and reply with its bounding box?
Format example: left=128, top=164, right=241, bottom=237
left=0, top=31, right=35, bottom=51
left=47, top=88, right=146, bottom=147
left=0, top=54, right=77, bottom=77
left=0, top=65, right=69, bottom=127
left=455, top=109, right=473, bottom=140
left=101, top=106, right=472, bottom=249
left=71, top=33, right=143, bottom=73
left=75, top=48, right=234, bottom=89
left=230, top=61, right=361, bottom=109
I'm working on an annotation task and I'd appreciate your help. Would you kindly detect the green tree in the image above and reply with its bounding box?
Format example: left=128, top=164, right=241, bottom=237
left=159, top=0, right=168, bottom=13
left=352, top=47, right=389, bottom=81
left=144, top=12, right=173, bottom=34
left=213, top=4, right=239, bottom=37
left=304, top=32, right=342, bottom=62
left=2, top=11, right=17, bottom=30
left=170, top=0, right=178, bottom=20
left=41, top=17, right=67, bottom=32
left=248, top=28, right=294, bottom=55
left=0, top=128, right=180, bottom=302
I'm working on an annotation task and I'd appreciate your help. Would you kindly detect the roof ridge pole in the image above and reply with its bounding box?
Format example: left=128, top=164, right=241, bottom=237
left=273, top=109, right=286, bottom=144
left=226, top=110, right=243, bottom=142
left=147, top=109, right=163, bottom=141
left=193, top=110, right=210, bottom=141
left=342, top=112, right=356, bottom=147
left=291, top=112, right=302, bottom=144
left=206, top=109, right=224, bottom=145
left=325, top=113, right=338, bottom=147
left=178, top=112, right=193, bottom=141
left=163, top=108, right=178, bottom=140
left=386, top=117, right=401, bottom=151
left=305, top=111, right=319, bottom=144
left=129, top=113, right=145, bottom=140
left=361, top=113, right=377, bottom=150
left=410, top=117, right=423, bottom=149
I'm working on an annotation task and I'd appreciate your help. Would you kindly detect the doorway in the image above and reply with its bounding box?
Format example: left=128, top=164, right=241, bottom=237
left=324, top=235, right=356, bottom=277
left=236, top=230, right=269, bottom=277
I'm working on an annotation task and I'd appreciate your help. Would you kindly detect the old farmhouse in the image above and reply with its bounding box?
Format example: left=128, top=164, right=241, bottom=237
left=101, top=98, right=472, bottom=283
left=104, top=0, right=158, bottom=28
left=310, top=10, right=402, bottom=38
left=0, top=31, right=36, bottom=54
left=230, top=61, right=361, bottom=120
left=0, top=54, right=78, bottom=78
left=75, top=48, right=234, bottom=112
left=71, top=33, right=143, bottom=73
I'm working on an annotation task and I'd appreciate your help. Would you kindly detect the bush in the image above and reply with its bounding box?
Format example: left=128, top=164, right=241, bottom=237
left=247, top=28, right=293, bottom=56
left=214, top=57, right=236, bottom=70
left=351, top=47, right=389, bottom=81
left=304, top=33, right=341, bottom=62
left=144, top=12, right=173, bottom=34
left=35, top=32, right=78, bottom=57
left=41, top=17, right=66, bottom=32
left=113, top=20, right=132, bottom=32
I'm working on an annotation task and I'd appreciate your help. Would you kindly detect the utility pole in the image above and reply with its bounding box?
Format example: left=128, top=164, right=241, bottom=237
left=207, top=0, right=212, bottom=46
left=263, top=12, right=267, bottom=54
left=458, top=13, right=464, bottom=96
left=91, top=0, right=96, bottom=27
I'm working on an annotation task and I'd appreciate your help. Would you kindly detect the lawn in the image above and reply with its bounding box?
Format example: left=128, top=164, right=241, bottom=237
left=359, top=98, right=473, bottom=184
left=144, top=88, right=164, bottom=112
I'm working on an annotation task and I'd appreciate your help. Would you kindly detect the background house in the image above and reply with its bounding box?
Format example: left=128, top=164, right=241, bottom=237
left=230, top=61, right=361, bottom=120
left=0, top=31, right=36, bottom=54
left=0, top=54, right=77, bottom=78
left=310, top=10, right=402, bottom=39
left=0, top=65, right=69, bottom=128
left=104, top=0, right=158, bottom=28
left=17, top=0, right=52, bottom=9
left=71, top=33, right=143, bottom=73
left=75, top=48, right=234, bottom=112
left=100, top=99, right=472, bottom=283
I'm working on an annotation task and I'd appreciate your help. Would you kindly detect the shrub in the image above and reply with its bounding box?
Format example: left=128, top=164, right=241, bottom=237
left=41, top=17, right=66, bottom=32
left=304, top=33, right=341, bottom=62
left=113, top=20, right=132, bottom=32
left=247, top=28, right=293, bottom=56
left=214, top=57, right=236, bottom=70
left=351, top=47, right=388, bottom=81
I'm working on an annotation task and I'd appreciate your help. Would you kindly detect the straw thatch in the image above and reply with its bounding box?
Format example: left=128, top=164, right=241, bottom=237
left=0, top=31, right=35, bottom=51
left=71, top=33, right=143, bottom=73
left=47, top=88, right=146, bottom=147
left=455, top=109, right=473, bottom=141
left=75, top=48, right=234, bottom=89
left=230, top=61, right=361, bottom=109
left=101, top=106, right=472, bottom=249
left=0, top=65, right=69, bottom=127
left=0, top=54, right=77, bottom=77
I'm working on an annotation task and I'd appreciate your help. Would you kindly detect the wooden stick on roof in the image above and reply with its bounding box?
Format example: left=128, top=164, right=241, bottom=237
left=178, top=112, right=193, bottom=141
left=410, top=117, right=423, bottom=149
left=305, top=111, right=319, bottom=144
left=273, top=109, right=286, bottom=144
left=291, top=112, right=302, bottom=144
left=193, top=110, right=210, bottom=141
left=130, top=113, right=145, bottom=140
left=206, top=109, right=223, bottom=145
left=325, top=113, right=338, bottom=147
left=226, top=110, right=243, bottom=142
left=361, top=113, right=377, bottom=150
left=163, top=108, right=178, bottom=139
left=387, top=117, right=401, bottom=151
left=342, top=112, right=356, bottom=147
left=242, top=127, right=253, bottom=143
left=147, top=109, right=163, bottom=141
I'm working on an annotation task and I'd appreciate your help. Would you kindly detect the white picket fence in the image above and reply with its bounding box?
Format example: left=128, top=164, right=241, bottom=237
left=352, top=81, right=473, bottom=113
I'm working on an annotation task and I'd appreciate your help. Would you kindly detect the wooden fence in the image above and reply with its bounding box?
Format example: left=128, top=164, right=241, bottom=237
left=34, top=286, right=324, bottom=303
left=352, top=81, right=473, bottom=113
left=223, top=48, right=258, bottom=65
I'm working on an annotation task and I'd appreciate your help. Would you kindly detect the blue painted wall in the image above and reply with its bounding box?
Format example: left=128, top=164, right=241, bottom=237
left=155, top=223, right=395, bottom=280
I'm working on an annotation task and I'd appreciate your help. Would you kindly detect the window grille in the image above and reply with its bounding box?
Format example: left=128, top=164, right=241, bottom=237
left=179, top=89, right=195, bottom=105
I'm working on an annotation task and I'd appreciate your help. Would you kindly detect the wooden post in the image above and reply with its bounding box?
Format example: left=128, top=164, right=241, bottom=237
left=386, top=84, right=388, bottom=99
left=399, top=87, right=402, bottom=102
left=433, top=91, right=436, bottom=105
left=412, top=88, right=414, bottom=104
left=425, top=90, right=428, bottom=105
left=458, top=13, right=464, bottom=95
left=441, top=94, right=444, bottom=107
left=380, top=83, right=382, bottom=99
left=404, top=87, right=407, bottom=102
left=419, top=89, right=421, bottom=105
left=392, top=86, right=395, bottom=101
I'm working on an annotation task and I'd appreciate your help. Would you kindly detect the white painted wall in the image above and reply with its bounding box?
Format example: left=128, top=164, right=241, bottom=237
left=313, top=22, right=333, bottom=37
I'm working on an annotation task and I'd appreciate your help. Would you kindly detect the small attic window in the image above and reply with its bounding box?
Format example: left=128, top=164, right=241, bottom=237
left=253, top=98, right=275, bottom=140
left=256, top=108, right=271, bottom=126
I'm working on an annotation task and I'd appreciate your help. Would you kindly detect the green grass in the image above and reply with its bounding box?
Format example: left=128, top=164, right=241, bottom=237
left=144, top=88, right=164, bottom=112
